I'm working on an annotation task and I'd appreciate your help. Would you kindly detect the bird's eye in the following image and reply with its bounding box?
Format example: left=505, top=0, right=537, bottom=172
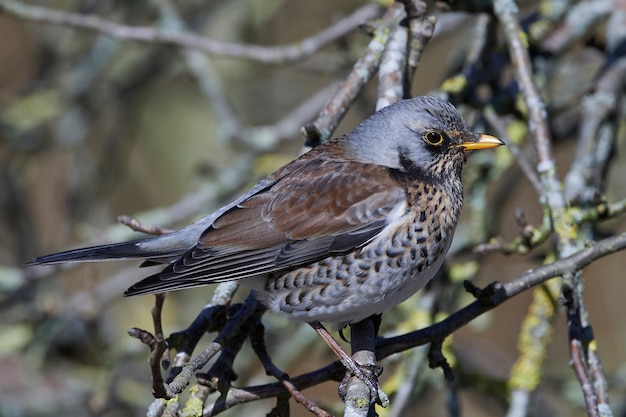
left=424, top=131, right=444, bottom=146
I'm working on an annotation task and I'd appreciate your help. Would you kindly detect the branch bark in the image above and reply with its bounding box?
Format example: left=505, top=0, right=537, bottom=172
left=0, top=0, right=382, bottom=64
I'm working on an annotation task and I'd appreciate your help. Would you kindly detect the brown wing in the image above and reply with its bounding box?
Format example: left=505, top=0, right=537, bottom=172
left=124, top=144, right=406, bottom=295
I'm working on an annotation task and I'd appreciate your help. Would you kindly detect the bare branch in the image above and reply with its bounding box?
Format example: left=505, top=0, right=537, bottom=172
left=564, top=286, right=600, bottom=417
left=494, top=0, right=556, bottom=188
left=564, top=57, right=626, bottom=203
left=483, top=106, right=542, bottom=196
left=0, top=0, right=382, bottom=64
left=118, top=215, right=174, bottom=236
left=377, top=24, right=408, bottom=111
left=400, top=0, right=436, bottom=92
left=281, top=380, right=332, bottom=417
left=541, top=0, right=613, bottom=53
left=303, top=3, right=405, bottom=146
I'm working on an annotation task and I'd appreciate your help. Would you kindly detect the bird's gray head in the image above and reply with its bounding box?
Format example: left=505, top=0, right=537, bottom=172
left=347, top=96, right=501, bottom=179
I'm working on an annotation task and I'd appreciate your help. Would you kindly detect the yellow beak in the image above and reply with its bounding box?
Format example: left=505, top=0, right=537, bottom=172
left=458, top=134, right=504, bottom=150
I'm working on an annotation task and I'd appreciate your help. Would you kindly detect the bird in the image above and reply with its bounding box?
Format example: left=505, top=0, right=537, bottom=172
left=28, top=96, right=503, bottom=326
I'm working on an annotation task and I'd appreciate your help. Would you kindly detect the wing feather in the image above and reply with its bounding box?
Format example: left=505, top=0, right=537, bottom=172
left=124, top=144, right=407, bottom=296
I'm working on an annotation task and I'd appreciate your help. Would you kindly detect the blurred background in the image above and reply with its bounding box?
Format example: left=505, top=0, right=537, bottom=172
left=1, top=0, right=625, bottom=416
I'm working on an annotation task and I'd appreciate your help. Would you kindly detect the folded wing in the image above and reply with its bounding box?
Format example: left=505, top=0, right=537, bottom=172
left=125, top=146, right=406, bottom=296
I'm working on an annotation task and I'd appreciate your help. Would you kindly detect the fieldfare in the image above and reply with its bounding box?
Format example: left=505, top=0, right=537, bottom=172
left=29, top=96, right=503, bottom=325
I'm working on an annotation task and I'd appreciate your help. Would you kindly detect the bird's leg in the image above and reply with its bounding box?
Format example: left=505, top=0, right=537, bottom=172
left=347, top=316, right=388, bottom=405
left=308, top=321, right=382, bottom=405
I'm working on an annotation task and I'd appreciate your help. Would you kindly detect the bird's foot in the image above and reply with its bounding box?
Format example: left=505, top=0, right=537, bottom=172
left=308, top=321, right=390, bottom=406
left=339, top=362, right=388, bottom=407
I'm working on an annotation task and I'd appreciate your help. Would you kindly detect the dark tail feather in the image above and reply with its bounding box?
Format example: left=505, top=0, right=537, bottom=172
left=26, top=239, right=181, bottom=266
left=123, top=270, right=206, bottom=296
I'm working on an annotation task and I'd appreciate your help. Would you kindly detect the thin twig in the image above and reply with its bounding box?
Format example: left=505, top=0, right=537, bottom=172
left=0, top=0, right=382, bottom=64
left=150, top=294, right=168, bottom=397
left=118, top=215, right=174, bottom=235
left=588, top=343, right=612, bottom=415
left=282, top=380, right=332, bottom=417
left=541, top=0, right=613, bottom=53
left=309, top=321, right=379, bottom=404
left=127, top=294, right=171, bottom=398
left=564, top=57, right=626, bottom=203
left=483, top=106, right=542, bottom=196
left=400, top=0, right=435, bottom=92
left=145, top=282, right=243, bottom=405
left=240, top=83, right=340, bottom=151
left=303, top=3, right=405, bottom=146
left=494, top=0, right=555, bottom=176
left=569, top=338, right=600, bottom=417
left=564, top=285, right=600, bottom=417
